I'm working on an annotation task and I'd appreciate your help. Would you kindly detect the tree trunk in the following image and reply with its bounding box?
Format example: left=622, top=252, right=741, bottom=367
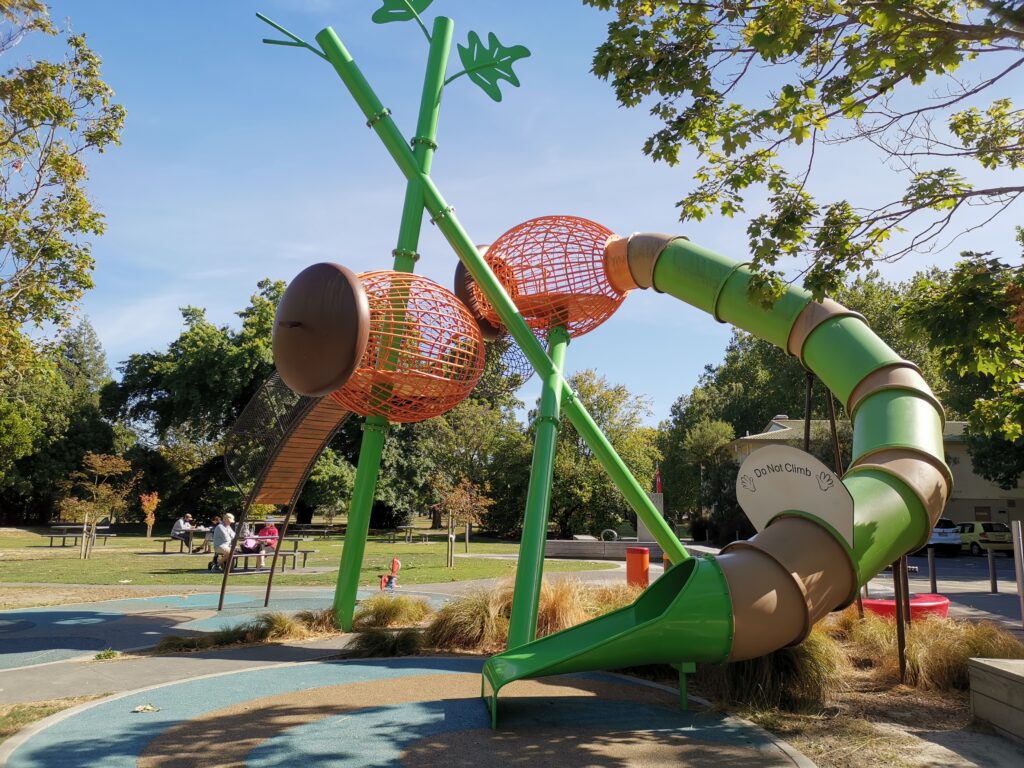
left=146, top=523, right=153, bottom=539
left=431, top=507, right=443, bottom=529
left=79, top=515, right=89, bottom=560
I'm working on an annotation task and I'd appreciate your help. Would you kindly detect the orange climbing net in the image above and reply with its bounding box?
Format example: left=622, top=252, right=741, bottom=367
left=331, top=271, right=485, bottom=423
left=469, top=215, right=624, bottom=338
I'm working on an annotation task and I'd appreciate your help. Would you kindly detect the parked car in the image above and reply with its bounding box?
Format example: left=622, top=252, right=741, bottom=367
left=957, top=521, right=1013, bottom=556
left=918, top=517, right=961, bottom=556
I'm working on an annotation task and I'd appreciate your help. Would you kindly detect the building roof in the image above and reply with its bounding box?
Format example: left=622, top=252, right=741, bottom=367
left=731, top=417, right=965, bottom=445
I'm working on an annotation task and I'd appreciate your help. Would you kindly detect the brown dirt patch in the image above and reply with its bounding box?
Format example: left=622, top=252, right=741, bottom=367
left=0, top=585, right=202, bottom=610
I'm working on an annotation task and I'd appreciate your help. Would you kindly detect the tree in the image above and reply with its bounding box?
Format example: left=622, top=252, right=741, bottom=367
left=0, top=318, right=115, bottom=523
left=105, top=279, right=283, bottom=443
left=303, top=448, right=355, bottom=526
left=58, top=452, right=136, bottom=558
left=585, top=0, right=1024, bottom=300
left=0, top=1, right=125, bottom=372
left=902, top=240, right=1024, bottom=486
left=140, top=491, right=159, bottom=538
left=547, top=370, right=661, bottom=538
left=431, top=475, right=495, bottom=545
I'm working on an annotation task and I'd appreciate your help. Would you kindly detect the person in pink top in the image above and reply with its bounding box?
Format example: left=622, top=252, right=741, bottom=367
left=258, top=522, right=280, bottom=568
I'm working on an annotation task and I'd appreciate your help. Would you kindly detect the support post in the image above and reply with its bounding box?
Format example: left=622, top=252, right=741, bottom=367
left=314, top=27, right=688, bottom=565
left=892, top=560, right=907, bottom=683
left=1012, top=520, right=1024, bottom=631
left=508, top=325, right=569, bottom=648
left=927, top=547, right=937, bottom=594
left=900, top=555, right=912, bottom=627
left=989, top=547, right=998, bottom=594
left=329, top=17, right=454, bottom=630
left=333, top=418, right=388, bottom=629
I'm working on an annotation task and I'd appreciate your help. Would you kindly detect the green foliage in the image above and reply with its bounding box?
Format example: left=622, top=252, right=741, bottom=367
left=371, top=0, right=433, bottom=25
left=303, top=448, right=355, bottom=524
left=901, top=244, right=1024, bottom=486
left=58, top=451, right=136, bottom=524
left=0, top=2, right=125, bottom=369
left=106, top=279, right=283, bottom=443
left=584, top=0, right=1024, bottom=297
left=456, top=31, right=530, bottom=102
left=548, top=370, right=661, bottom=538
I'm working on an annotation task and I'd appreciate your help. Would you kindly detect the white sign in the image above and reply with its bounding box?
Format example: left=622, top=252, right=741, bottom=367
left=736, top=445, right=854, bottom=547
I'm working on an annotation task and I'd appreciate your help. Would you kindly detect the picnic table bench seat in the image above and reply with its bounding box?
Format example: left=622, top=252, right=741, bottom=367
left=228, top=548, right=317, bottom=571
left=48, top=532, right=116, bottom=547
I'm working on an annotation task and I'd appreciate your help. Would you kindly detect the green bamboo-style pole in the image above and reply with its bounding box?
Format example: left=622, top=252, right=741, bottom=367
left=508, top=325, right=569, bottom=648
left=314, top=27, right=688, bottom=564
left=331, top=16, right=454, bottom=631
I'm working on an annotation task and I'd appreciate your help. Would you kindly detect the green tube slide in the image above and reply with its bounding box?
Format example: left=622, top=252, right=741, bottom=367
left=481, top=237, right=948, bottom=725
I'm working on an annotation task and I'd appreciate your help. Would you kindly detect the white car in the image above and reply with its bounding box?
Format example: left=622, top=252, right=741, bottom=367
left=922, top=517, right=961, bottom=556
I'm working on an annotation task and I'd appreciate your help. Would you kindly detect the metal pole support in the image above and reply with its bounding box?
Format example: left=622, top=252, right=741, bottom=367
left=989, top=547, right=998, bottom=594
left=892, top=559, right=907, bottom=683
left=1012, top=520, right=1024, bottom=631
left=927, top=547, right=937, bottom=594
left=901, top=555, right=912, bottom=627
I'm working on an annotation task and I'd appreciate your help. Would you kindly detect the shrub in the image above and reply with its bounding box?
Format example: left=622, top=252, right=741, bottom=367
left=694, top=627, right=848, bottom=711
left=424, top=589, right=508, bottom=652
left=348, top=628, right=423, bottom=658
left=352, top=595, right=432, bottom=630
left=846, top=612, right=1024, bottom=690
left=424, top=578, right=645, bottom=653
left=296, top=608, right=338, bottom=634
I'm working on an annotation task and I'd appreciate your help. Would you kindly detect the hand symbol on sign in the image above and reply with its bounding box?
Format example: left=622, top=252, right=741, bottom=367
left=740, top=474, right=756, bottom=493
left=817, top=471, right=835, bottom=492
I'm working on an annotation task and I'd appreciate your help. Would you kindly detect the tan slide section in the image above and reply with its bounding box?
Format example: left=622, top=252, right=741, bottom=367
left=719, top=517, right=857, bottom=661
left=850, top=448, right=952, bottom=529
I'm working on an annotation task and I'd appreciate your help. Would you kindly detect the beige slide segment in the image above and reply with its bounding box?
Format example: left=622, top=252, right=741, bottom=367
left=850, top=448, right=952, bottom=529
left=848, top=362, right=944, bottom=420
left=718, top=517, right=857, bottom=661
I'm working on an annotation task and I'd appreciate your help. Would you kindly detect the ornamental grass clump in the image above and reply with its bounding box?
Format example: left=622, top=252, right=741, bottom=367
left=424, top=578, right=645, bottom=653
left=352, top=594, right=433, bottom=630
left=424, top=589, right=508, bottom=652
left=694, top=627, right=848, bottom=711
left=836, top=607, right=1024, bottom=690
left=348, top=628, right=423, bottom=658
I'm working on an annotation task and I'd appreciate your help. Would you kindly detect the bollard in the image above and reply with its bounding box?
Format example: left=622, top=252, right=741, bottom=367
left=989, top=547, right=998, bottom=593
left=927, top=547, right=937, bottom=594
left=626, top=546, right=650, bottom=588
left=1012, top=520, right=1024, bottom=631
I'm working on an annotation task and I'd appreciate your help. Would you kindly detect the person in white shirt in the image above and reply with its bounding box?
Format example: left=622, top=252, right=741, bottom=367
left=170, top=514, right=194, bottom=548
left=209, top=513, right=236, bottom=572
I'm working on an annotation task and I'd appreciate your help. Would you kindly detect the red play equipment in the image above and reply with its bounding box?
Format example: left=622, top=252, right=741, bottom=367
left=862, top=593, right=950, bottom=620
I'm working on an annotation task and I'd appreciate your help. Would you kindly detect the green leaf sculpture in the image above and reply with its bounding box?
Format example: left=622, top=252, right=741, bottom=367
left=457, top=31, right=531, bottom=102
left=371, top=0, right=433, bottom=25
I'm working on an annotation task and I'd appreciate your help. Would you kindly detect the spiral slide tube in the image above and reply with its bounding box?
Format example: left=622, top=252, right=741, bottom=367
left=481, top=234, right=951, bottom=725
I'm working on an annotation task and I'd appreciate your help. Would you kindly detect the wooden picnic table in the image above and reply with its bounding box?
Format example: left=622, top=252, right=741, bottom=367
left=48, top=524, right=114, bottom=548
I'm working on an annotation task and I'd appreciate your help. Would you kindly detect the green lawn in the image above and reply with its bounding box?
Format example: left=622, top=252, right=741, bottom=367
left=0, top=527, right=615, bottom=587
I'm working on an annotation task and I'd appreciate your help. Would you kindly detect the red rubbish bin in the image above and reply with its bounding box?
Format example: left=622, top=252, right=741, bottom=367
left=626, top=547, right=650, bottom=587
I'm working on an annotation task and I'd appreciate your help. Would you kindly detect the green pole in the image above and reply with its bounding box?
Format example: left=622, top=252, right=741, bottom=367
left=508, top=325, right=569, bottom=648
left=331, top=16, right=454, bottom=630
left=314, top=27, right=688, bottom=564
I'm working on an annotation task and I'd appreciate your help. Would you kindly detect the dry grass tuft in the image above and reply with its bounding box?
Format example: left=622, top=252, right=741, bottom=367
left=295, top=608, right=338, bottom=634
left=155, top=611, right=313, bottom=653
left=695, top=627, right=849, bottom=711
left=352, top=594, right=432, bottom=630
left=424, top=589, right=508, bottom=652
left=839, top=609, right=1024, bottom=690
left=348, top=628, right=423, bottom=658
left=423, top=577, right=644, bottom=653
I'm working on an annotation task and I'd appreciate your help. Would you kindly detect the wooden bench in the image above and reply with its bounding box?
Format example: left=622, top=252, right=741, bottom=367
left=227, top=548, right=317, bottom=571
left=156, top=537, right=205, bottom=554
left=48, top=533, right=116, bottom=548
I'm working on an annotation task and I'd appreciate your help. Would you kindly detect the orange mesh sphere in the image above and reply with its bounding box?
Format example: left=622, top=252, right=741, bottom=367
left=330, top=271, right=485, bottom=423
left=470, top=215, right=624, bottom=337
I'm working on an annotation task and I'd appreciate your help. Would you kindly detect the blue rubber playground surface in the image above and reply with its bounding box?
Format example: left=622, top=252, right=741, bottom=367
left=0, top=589, right=447, bottom=670
left=3, top=657, right=813, bottom=767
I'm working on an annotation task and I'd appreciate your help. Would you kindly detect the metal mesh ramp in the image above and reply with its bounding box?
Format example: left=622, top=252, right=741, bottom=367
left=220, top=372, right=351, bottom=607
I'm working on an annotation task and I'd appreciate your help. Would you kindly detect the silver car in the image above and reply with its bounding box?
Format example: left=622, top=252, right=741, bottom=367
left=924, top=517, right=962, bottom=556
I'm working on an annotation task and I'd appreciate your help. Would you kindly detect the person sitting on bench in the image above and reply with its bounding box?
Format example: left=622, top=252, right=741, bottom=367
left=209, top=513, right=235, bottom=572
left=170, top=514, right=194, bottom=549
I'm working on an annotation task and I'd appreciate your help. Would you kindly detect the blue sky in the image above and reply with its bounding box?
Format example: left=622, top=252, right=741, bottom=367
left=32, top=1, right=1024, bottom=425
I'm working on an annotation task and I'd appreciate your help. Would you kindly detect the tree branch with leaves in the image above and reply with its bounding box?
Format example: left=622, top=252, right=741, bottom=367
left=585, top=0, right=1024, bottom=301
